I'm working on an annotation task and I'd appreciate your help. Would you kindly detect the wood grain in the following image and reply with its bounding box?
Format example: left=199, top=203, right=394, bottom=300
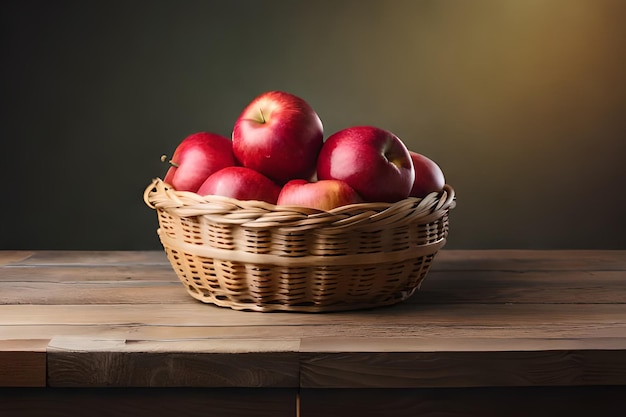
left=2, top=249, right=626, bottom=398
left=434, top=249, right=626, bottom=271
left=6, top=250, right=169, bottom=266
left=2, top=251, right=624, bottom=308
left=47, top=337, right=300, bottom=388
left=0, top=252, right=34, bottom=266
left=4, top=321, right=626, bottom=345
left=0, top=340, right=48, bottom=387
left=3, top=302, right=626, bottom=328
left=413, top=269, right=626, bottom=304
left=0, top=280, right=187, bottom=305
left=0, top=264, right=177, bottom=282
left=300, top=349, right=626, bottom=388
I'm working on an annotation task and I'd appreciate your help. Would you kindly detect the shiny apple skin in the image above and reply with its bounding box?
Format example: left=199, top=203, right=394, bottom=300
left=316, top=126, right=414, bottom=203
left=232, top=91, right=323, bottom=184
left=408, top=151, right=446, bottom=198
left=277, top=179, right=362, bottom=211
left=163, top=132, right=235, bottom=192
left=196, top=166, right=281, bottom=204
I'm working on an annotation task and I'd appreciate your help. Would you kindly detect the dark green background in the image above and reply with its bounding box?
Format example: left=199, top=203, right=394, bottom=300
left=2, top=0, right=625, bottom=250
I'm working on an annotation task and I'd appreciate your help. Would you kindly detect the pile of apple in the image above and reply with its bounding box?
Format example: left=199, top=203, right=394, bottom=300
left=162, top=91, right=445, bottom=211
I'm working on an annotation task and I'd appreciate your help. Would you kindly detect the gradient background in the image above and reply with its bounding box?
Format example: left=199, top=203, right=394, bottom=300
left=2, top=0, right=625, bottom=250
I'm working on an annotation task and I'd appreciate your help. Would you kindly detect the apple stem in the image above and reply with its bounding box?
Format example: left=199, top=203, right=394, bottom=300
left=161, top=154, right=178, bottom=167
left=259, top=108, right=266, bottom=123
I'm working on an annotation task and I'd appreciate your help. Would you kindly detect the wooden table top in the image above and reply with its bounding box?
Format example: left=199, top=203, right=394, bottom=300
left=1, top=249, right=625, bottom=389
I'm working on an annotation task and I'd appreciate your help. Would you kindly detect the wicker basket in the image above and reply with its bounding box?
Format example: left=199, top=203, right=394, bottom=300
left=144, top=178, right=455, bottom=312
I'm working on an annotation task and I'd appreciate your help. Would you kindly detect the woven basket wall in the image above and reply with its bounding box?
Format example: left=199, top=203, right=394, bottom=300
left=144, top=178, right=455, bottom=312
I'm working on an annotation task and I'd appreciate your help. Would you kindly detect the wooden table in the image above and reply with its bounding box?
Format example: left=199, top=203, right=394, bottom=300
left=1, top=250, right=625, bottom=416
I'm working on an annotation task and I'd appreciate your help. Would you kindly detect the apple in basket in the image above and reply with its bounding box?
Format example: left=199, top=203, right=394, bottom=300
left=232, top=91, right=324, bottom=184
left=409, top=151, right=446, bottom=198
left=277, top=179, right=363, bottom=211
left=163, top=132, right=235, bottom=192
left=316, top=126, right=414, bottom=203
left=197, top=166, right=281, bottom=204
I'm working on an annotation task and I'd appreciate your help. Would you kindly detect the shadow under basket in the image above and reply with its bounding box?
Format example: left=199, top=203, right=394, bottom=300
left=144, top=178, right=456, bottom=312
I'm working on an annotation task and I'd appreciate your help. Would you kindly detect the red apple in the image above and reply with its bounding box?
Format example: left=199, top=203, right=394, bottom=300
left=164, top=132, right=235, bottom=192
left=232, top=91, right=324, bottom=184
left=196, top=166, right=281, bottom=204
left=277, top=179, right=362, bottom=211
left=316, top=126, right=414, bottom=203
left=409, top=151, right=446, bottom=198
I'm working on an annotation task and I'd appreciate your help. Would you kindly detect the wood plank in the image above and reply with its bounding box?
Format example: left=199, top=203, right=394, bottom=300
left=3, top=267, right=625, bottom=305
left=412, top=269, right=626, bottom=304
left=4, top=320, right=626, bottom=343
left=0, top=265, right=177, bottom=282
left=0, top=387, right=297, bottom=417
left=0, top=340, right=48, bottom=387
left=0, top=262, right=185, bottom=305
left=0, top=251, right=34, bottom=266
left=47, top=336, right=300, bottom=388
left=3, top=252, right=624, bottom=308
left=2, top=303, right=625, bottom=328
left=300, top=387, right=626, bottom=417
left=434, top=250, right=626, bottom=271
left=0, top=281, right=188, bottom=305
left=300, top=349, right=626, bottom=388
left=1, top=250, right=626, bottom=395
left=8, top=251, right=169, bottom=266
left=300, top=336, right=626, bottom=352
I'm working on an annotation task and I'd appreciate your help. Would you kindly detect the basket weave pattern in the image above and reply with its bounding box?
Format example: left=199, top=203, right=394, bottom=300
left=144, top=178, right=455, bottom=312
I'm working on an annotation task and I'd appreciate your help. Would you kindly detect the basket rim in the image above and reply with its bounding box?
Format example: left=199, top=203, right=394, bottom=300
left=144, top=177, right=455, bottom=220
